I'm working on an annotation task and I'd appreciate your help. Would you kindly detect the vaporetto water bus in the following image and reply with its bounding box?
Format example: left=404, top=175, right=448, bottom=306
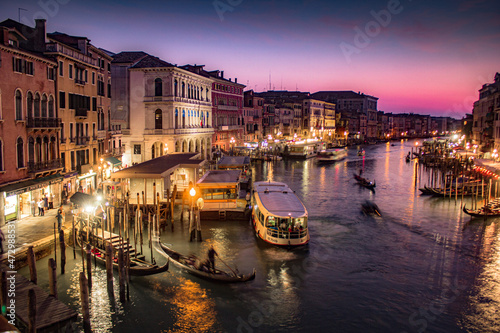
left=251, top=181, right=309, bottom=246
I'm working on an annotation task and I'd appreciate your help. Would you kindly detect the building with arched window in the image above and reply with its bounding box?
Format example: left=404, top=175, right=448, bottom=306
left=111, top=52, right=215, bottom=168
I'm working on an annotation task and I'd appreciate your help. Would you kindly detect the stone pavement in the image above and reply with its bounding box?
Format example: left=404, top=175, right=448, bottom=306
left=0, top=204, right=74, bottom=261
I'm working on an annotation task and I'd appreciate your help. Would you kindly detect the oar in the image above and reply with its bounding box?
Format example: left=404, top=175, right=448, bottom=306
left=216, top=253, right=239, bottom=277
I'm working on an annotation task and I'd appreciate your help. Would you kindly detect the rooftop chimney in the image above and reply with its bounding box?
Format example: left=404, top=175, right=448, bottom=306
left=235, top=78, right=238, bottom=83
left=34, top=19, right=47, bottom=52
left=0, top=27, right=9, bottom=46
left=221, top=70, right=224, bottom=78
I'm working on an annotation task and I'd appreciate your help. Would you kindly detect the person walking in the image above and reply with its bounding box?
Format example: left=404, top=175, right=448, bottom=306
left=38, top=198, right=45, bottom=216
left=56, top=207, right=65, bottom=231
left=43, top=194, right=49, bottom=211
left=31, top=199, right=36, bottom=217
left=207, top=246, right=218, bottom=273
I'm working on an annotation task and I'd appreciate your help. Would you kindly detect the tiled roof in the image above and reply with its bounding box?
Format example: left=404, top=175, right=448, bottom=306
left=48, top=32, right=88, bottom=49
left=130, top=55, right=175, bottom=69
left=112, top=51, right=149, bottom=64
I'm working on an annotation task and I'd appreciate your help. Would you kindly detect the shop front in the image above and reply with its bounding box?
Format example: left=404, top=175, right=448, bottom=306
left=0, top=174, right=63, bottom=225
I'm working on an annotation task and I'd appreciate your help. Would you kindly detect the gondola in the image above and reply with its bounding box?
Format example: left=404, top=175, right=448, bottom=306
left=462, top=205, right=500, bottom=218
left=76, top=229, right=169, bottom=277
left=353, top=173, right=376, bottom=190
left=154, top=241, right=256, bottom=283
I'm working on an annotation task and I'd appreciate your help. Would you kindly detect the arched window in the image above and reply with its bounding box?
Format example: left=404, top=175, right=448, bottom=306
left=206, top=88, right=209, bottom=102
left=27, top=92, right=33, bottom=118
left=34, top=93, right=40, bottom=118
left=175, top=109, right=179, bottom=129
left=17, top=137, right=24, bottom=168
left=182, top=110, right=186, bottom=128
left=15, top=90, right=22, bottom=120
left=41, top=94, right=48, bottom=117
left=197, top=87, right=199, bottom=100
left=48, top=95, right=54, bottom=118
left=35, top=137, right=42, bottom=163
left=174, top=80, right=178, bottom=97
left=182, top=82, right=185, bottom=98
left=155, top=109, right=162, bottom=129
left=155, top=78, right=162, bottom=97
left=50, top=136, right=57, bottom=160
left=28, top=137, right=35, bottom=165
left=43, top=136, right=49, bottom=162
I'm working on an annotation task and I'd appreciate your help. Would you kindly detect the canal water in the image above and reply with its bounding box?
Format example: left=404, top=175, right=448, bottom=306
left=21, top=140, right=500, bottom=332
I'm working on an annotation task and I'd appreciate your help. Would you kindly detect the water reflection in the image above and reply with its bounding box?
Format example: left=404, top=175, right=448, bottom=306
left=165, top=278, right=217, bottom=333
left=67, top=263, right=124, bottom=332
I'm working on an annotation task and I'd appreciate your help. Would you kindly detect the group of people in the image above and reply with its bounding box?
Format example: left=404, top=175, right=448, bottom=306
left=33, top=194, right=53, bottom=216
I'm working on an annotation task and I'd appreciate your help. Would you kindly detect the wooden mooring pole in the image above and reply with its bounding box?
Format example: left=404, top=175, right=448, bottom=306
left=118, top=248, right=125, bottom=302
left=86, top=243, right=92, bottom=290
left=48, top=258, right=57, bottom=298
left=106, top=241, right=114, bottom=295
left=59, top=229, right=66, bottom=274
left=27, top=245, right=37, bottom=284
left=79, top=271, right=91, bottom=333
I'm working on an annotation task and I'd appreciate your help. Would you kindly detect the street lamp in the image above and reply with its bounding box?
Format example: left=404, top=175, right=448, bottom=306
left=189, top=187, right=197, bottom=241
left=230, top=137, right=235, bottom=154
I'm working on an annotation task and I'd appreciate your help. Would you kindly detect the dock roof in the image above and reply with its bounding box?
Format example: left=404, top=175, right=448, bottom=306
left=217, top=156, right=250, bottom=168
left=197, top=170, right=241, bottom=187
left=112, top=153, right=205, bottom=179
left=253, top=181, right=307, bottom=218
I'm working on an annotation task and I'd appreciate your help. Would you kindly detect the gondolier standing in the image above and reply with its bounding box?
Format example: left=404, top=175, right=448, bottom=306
left=207, top=246, right=218, bottom=272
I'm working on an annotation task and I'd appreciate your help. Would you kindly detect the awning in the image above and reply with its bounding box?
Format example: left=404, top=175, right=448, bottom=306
left=69, top=192, right=95, bottom=206
left=104, top=156, right=122, bottom=167
left=0, top=173, right=63, bottom=197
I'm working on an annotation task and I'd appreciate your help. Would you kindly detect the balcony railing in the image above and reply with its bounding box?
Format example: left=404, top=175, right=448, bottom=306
left=28, top=159, right=62, bottom=173
left=75, top=108, right=88, bottom=118
left=45, top=43, right=98, bottom=66
left=174, top=127, right=214, bottom=135
left=26, top=117, right=61, bottom=129
left=60, top=138, right=66, bottom=143
left=113, top=147, right=124, bottom=156
left=75, top=137, right=89, bottom=145
left=75, top=79, right=86, bottom=85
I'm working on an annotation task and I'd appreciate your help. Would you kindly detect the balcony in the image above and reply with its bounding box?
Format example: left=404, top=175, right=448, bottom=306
left=75, top=136, right=89, bottom=146
left=174, top=127, right=214, bottom=135
left=60, top=138, right=66, bottom=144
left=75, top=79, right=86, bottom=85
left=144, top=129, right=175, bottom=135
left=45, top=43, right=98, bottom=67
left=217, top=105, right=238, bottom=111
left=28, top=159, right=63, bottom=174
left=113, top=147, right=124, bottom=156
left=75, top=108, right=88, bottom=118
left=26, top=117, right=61, bottom=129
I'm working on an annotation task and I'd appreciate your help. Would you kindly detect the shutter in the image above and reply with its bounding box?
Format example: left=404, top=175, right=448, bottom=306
left=12, top=56, right=15, bottom=71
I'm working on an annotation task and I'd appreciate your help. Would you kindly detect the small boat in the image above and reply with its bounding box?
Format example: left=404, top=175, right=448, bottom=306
left=463, top=204, right=500, bottom=218
left=77, top=229, right=169, bottom=276
left=354, top=173, right=376, bottom=190
left=361, top=200, right=381, bottom=216
left=358, top=149, right=365, bottom=156
left=155, top=242, right=256, bottom=283
left=316, top=148, right=347, bottom=163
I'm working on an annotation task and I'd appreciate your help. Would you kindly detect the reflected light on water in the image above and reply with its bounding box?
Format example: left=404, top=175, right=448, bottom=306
left=68, top=263, right=124, bottom=332
left=464, top=224, right=500, bottom=333
left=165, top=278, right=217, bottom=333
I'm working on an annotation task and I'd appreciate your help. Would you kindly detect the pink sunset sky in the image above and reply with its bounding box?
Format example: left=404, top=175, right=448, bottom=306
left=1, top=0, right=499, bottom=118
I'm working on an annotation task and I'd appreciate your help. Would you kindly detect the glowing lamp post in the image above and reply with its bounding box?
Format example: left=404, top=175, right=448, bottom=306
left=230, top=137, right=235, bottom=154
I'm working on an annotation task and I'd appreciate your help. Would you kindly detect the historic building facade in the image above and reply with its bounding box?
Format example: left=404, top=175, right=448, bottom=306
left=111, top=52, right=214, bottom=167
left=0, top=19, right=62, bottom=224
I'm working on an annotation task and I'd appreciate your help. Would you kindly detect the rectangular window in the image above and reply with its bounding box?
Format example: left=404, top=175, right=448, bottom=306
left=13, top=57, right=22, bottom=73
left=59, top=91, right=66, bottom=108
left=84, top=70, right=88, bottom=82
left=134, top=145, right=141, bottom=154
left=69, top=64, right=73, bottom=79
left=70, top=151, right=75, bottom=170
left=70, top=123, right=74, bottom=141
left=92, top=97, right=97, bottom=111
left=107, top=82, right=111, bottom=98
left=61, top=123, right=65, bottom=141
left=92, top=72, right=95, bottom=85
left=59, top=61, right=63, bottom=76
left=25, top=61, right=34, bottom=75
left=47, top=67, right=55, bottom=80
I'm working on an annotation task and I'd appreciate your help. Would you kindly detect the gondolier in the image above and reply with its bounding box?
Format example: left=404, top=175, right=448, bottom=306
left=208, top=246, right=218, bottom=272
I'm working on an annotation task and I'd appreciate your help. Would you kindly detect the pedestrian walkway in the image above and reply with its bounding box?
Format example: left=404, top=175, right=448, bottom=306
left=0, top=204, right=74, bottom=262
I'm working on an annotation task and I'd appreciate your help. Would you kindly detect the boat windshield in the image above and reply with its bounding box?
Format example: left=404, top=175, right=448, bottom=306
left=266, top=215, right=307, bottom=230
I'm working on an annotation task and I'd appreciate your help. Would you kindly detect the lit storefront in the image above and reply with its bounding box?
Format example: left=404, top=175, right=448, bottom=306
left=0, top=174, right=63, bottom=225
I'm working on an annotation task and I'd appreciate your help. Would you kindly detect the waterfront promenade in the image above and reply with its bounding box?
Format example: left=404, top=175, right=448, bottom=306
left=0, top=204, right=74, bottom=268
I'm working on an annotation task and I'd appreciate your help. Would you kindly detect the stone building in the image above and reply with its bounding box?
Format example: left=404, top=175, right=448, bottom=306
left=111, top=52, right=214, bottom=167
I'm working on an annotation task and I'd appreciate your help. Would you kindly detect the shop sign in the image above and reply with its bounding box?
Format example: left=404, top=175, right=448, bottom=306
left=5, top=194, right=17, bottom=216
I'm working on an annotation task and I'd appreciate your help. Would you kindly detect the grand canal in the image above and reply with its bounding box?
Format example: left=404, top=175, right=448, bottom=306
left=21, top=139, right=500, bottom=332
